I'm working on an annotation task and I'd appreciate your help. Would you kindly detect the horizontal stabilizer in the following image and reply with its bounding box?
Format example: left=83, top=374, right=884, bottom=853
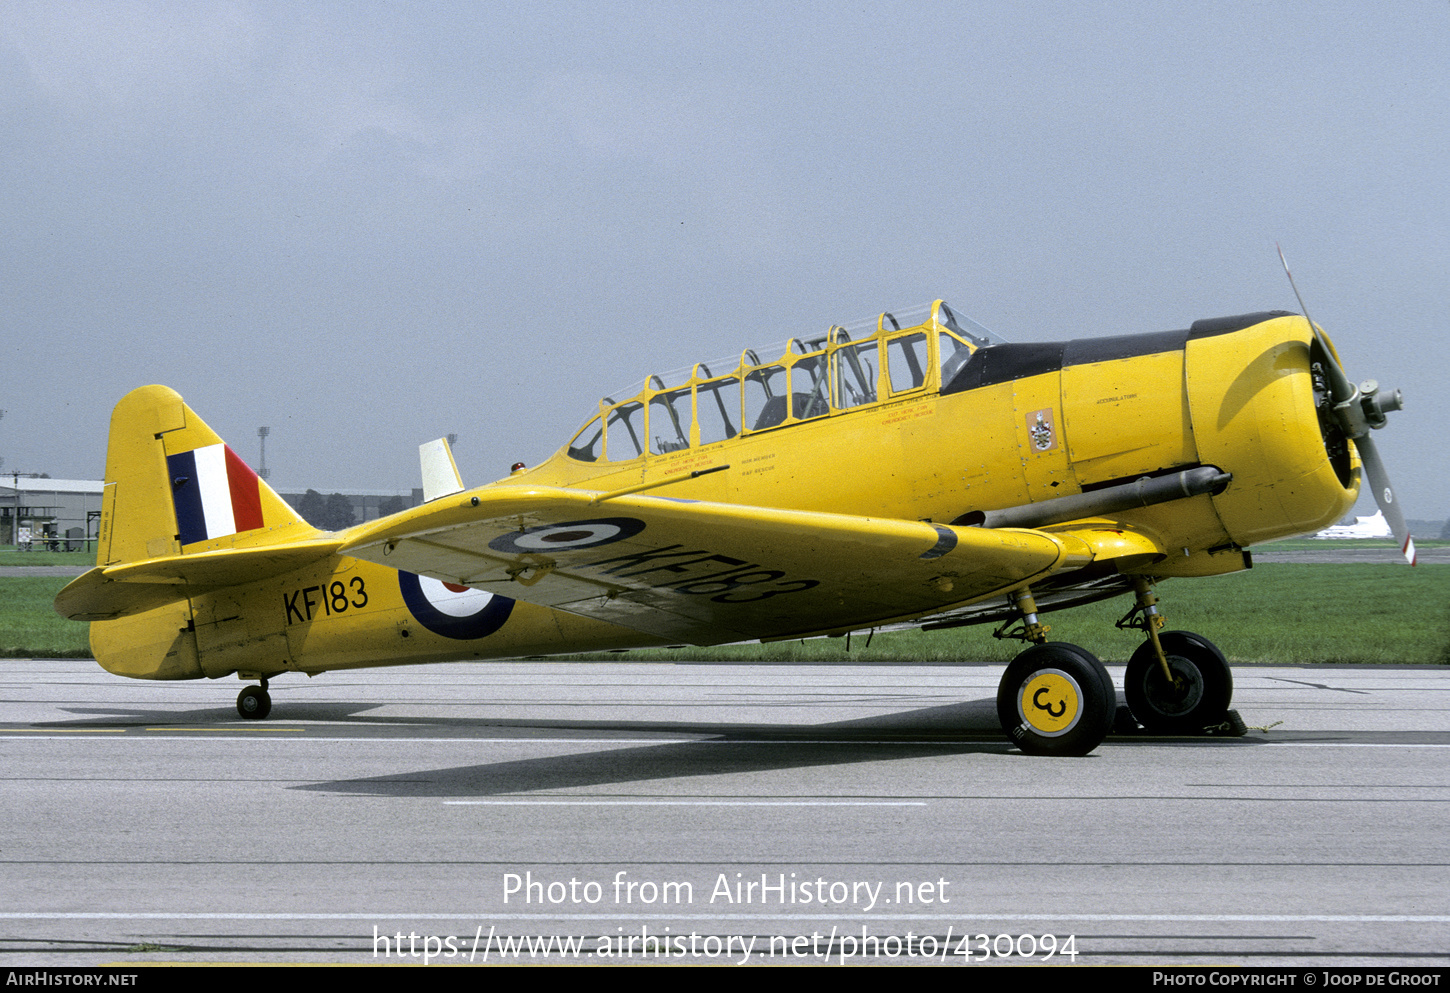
left=55, top=538, right=344, bottom=621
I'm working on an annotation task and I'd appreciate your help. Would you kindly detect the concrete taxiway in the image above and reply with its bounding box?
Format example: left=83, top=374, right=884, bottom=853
left=1, top=657, right=1446, bottom=967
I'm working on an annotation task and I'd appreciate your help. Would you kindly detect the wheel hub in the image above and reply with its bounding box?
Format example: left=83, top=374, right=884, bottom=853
left=1142, top=656, right=1204, bottom=716
left=1016, top=668, right=1083, bottom=737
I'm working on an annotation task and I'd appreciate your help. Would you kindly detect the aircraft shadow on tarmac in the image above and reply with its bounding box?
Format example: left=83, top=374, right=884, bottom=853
left=43, top=695, right=1256, bottom=798
left=287, top=722, right=1262, bottom=800
left=290, top=697, right=1248, bottom=798
left=294, top=736, right=1000, bottom=798
left=44, top=694, right=1005, bottom=735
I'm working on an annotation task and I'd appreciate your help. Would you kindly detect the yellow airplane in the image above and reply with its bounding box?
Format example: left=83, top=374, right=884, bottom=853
left=54, top=290, right=1410, bottom=756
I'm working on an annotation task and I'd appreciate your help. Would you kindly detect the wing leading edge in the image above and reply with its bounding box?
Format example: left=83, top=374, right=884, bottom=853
left=341, top=486, right=1093, bottom=644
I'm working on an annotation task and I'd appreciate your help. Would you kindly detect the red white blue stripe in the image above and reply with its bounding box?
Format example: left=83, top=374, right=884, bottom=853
left=167, top=443, right=264, bottom=545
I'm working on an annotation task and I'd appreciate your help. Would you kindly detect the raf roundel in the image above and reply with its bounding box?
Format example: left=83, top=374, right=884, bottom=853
left=398, top=572, right=514, bottom=640
left=488, top=517, right=645, bottom=555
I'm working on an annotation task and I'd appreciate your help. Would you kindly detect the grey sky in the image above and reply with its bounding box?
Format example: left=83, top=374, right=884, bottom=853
left=3, top=1, right=1446, bottom=522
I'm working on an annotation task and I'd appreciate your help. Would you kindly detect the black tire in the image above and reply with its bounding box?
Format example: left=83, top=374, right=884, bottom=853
left=997, top=643, right=1114, bottom=756
left=237, top=685, right=271, bottom=720
left=1047, top=642, right=1119, bottom=731
left=1124, top=631, right=1232, bottom=734
left=1222, top=709, right=1248, bottom=737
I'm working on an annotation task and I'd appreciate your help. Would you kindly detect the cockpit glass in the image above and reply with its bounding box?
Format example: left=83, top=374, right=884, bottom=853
left=568, top=417, right=603, bottom=463
left=832, top=339, right=878, bottom=410
left=790, top=353, right=829, bottom=421
left=605, top=401, right=644, bottom=461
left=886, top=332, right=928, bottom=393
left=744, top=364, right=788, bottom=431
left=648, top=389, right=692, bottom=455
left=696, top=377, right=740, bottom=445
left=936, top=302, right=1000, bottom=348
left=564, top=301, right=1003, bottom=462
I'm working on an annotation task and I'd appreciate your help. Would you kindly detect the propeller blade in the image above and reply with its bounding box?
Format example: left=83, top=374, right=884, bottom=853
left=1277, top=243, right=1358, bottom=406
left=1354, top=434, right=1416, bottom=565
left=1276, top=244, right=1413, bottom=565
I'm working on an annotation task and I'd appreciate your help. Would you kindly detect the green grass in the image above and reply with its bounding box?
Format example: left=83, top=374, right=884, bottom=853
left=0, top=548, right=96, bottom=567
left=0, top=577, right=92, bottom=658
left=554, top=564, right=1449, bottom=666
left=5, top=564, right=1446, bottom=664
left=1258, top=537, right=1445, bottom=551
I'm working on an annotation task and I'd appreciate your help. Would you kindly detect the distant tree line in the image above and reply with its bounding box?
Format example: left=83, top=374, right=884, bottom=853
left=294, top=491, right=409, bottom=531
left=296, top=490, right=355, bottom=531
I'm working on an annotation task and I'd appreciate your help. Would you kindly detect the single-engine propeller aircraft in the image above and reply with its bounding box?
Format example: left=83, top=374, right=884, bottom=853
left=55, top=273, right=1411, bottom=755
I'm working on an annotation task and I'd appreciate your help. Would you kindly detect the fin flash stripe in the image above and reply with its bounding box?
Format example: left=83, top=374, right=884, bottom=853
left=167, top=444, right=264, bottom=545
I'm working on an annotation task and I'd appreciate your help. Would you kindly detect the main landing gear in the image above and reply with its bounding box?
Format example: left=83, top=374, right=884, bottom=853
left=237, top=678, right=271, bottom=720
left=994, top=589, right=1115, bottom=756
left=993, top=581, right=1234, bottom=755
left=1123, top=631, right=1233, bottom=735
left=1115, top=578, right=1233, bottom=735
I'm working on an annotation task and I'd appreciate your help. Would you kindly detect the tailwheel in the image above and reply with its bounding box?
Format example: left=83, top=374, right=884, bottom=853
left=1124, top=631, right=1232, bottom=734
left=237, top=684, right=271, bottom=720
left=997, top=643, right=1114, bottom=756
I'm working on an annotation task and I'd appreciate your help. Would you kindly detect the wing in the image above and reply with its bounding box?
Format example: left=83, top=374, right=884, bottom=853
left=341, top=485, right=1091, bottom=645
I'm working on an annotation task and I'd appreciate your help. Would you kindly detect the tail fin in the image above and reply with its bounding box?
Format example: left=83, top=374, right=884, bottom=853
left=60, top=387, right=341, bottom=679
left=58, top=386, right=339, bottom=625
left=97, top=385, right=313, bottom=566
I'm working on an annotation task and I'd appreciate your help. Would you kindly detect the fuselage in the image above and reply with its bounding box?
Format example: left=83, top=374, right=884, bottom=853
left=511, top=305, right=1355, bottom=558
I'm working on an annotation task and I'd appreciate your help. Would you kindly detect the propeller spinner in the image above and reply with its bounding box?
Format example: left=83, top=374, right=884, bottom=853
left=1277, top=244, right=1415, bottom=565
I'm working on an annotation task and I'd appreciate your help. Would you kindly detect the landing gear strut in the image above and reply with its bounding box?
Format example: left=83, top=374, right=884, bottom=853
left=237, top=678, right=271, bottom=720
